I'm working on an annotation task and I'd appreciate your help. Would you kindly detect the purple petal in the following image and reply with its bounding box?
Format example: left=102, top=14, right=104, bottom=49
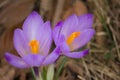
left=5, top=52, right=29, bottom=68
left=14, top=29, right=29, bottom=57
left=53, top=21, right=63, bottom=45
left=70, top=29, right=95, bottom=51
left=78, top=14, right=93, bottom=30
left=22, top=54, right=45, bottom=67
left=42, top=47, right=60, bottom=66
left=60, top=14, right=79, bottom=38
left=57, top=14, right=93, bottom=40
left=22, top=11, right=44, bottom=41
left=63, top=49, right=89, bottom=58
left=39, top=21, right=52, bottom=55
left=58, top=35, right=70, bottom=52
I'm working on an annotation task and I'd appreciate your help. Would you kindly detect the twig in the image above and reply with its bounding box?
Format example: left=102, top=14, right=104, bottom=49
left=109, top=24, right=120, bottom=59
left=52, top=0, right=65, bottom=26
left=40, top=0, right=53, bottom=20
left=82, top=58, right=90, bottom=78
left=77, top=75, right=86, bottom=80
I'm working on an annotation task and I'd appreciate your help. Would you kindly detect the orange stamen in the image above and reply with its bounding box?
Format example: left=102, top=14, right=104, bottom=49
left=66, top=32, right=80, bottom=45
left=29, top=40, right=39, bottom=54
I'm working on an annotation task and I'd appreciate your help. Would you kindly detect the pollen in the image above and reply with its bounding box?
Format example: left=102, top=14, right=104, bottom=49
left=29, top=40, right=39, bottom=54
left=66, top=32, right=80, bottom=45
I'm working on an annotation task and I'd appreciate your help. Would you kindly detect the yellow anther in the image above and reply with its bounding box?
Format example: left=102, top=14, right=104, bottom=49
left=66, top=32, right=80, bottom=45
left=29, top=40, right=39, bottom=54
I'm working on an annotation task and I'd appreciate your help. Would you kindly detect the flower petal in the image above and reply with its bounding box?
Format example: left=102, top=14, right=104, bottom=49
left=39, top=21, right=52, bottom=55
left=70, top=29, right=95, bottom=51
left=58, top=34, right=70, bottom=52
left=5, top=52, right=29, bottom=68
left=53, top=21, right=63, bottom=45
left=42, top=47, right=60, bottom=66
left=63, top=49, right=89, bottom=58
left=77, top=14, right=93, bottom=30
left=61, top=14, right=79, bottom=38
left=22, top=54, right=45, bottom=67
left=58, top=14, right=93, bottom=40
left=22, top=11, right=44, bottom=41
left=14, top=29, right=29, bottom=57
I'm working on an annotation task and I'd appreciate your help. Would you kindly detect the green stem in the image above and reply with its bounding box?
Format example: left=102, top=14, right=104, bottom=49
left=31, top=67, right=37, bottom=80
left=55, top=57, right=68, bottom=80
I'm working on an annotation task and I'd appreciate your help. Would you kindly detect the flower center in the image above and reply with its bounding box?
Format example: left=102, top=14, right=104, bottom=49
left=66, top=32, right=80, bottom=45
left=29, top=40, right=39, bottom=54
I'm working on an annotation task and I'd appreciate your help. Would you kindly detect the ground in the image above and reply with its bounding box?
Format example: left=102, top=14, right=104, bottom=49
left=0, top=0, right=120, bottom=80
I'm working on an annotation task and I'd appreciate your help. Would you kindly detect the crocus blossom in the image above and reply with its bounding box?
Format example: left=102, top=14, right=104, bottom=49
left=53, top=14, right=95, bottom=58
left=5, top=11, right=60, bottom=68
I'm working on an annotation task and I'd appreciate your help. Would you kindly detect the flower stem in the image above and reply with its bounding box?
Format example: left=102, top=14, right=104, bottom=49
left=31, top=67, right=39, bottom=80
left=31, top=67, right=37, bottom=80
left=54, top=56, right=68, bottom=80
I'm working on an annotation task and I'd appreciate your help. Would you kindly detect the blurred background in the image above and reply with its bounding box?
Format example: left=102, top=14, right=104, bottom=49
left=0, top=0, right=120, bottom=80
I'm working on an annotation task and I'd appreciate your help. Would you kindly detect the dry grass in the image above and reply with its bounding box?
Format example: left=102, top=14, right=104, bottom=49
left=0, top=0, right=120, bottom=80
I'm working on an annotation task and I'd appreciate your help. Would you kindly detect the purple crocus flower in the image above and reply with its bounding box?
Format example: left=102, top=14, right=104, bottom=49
left=53, top=14, right=95, bottom=58
left=5, top=11, right=60, bottom=68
